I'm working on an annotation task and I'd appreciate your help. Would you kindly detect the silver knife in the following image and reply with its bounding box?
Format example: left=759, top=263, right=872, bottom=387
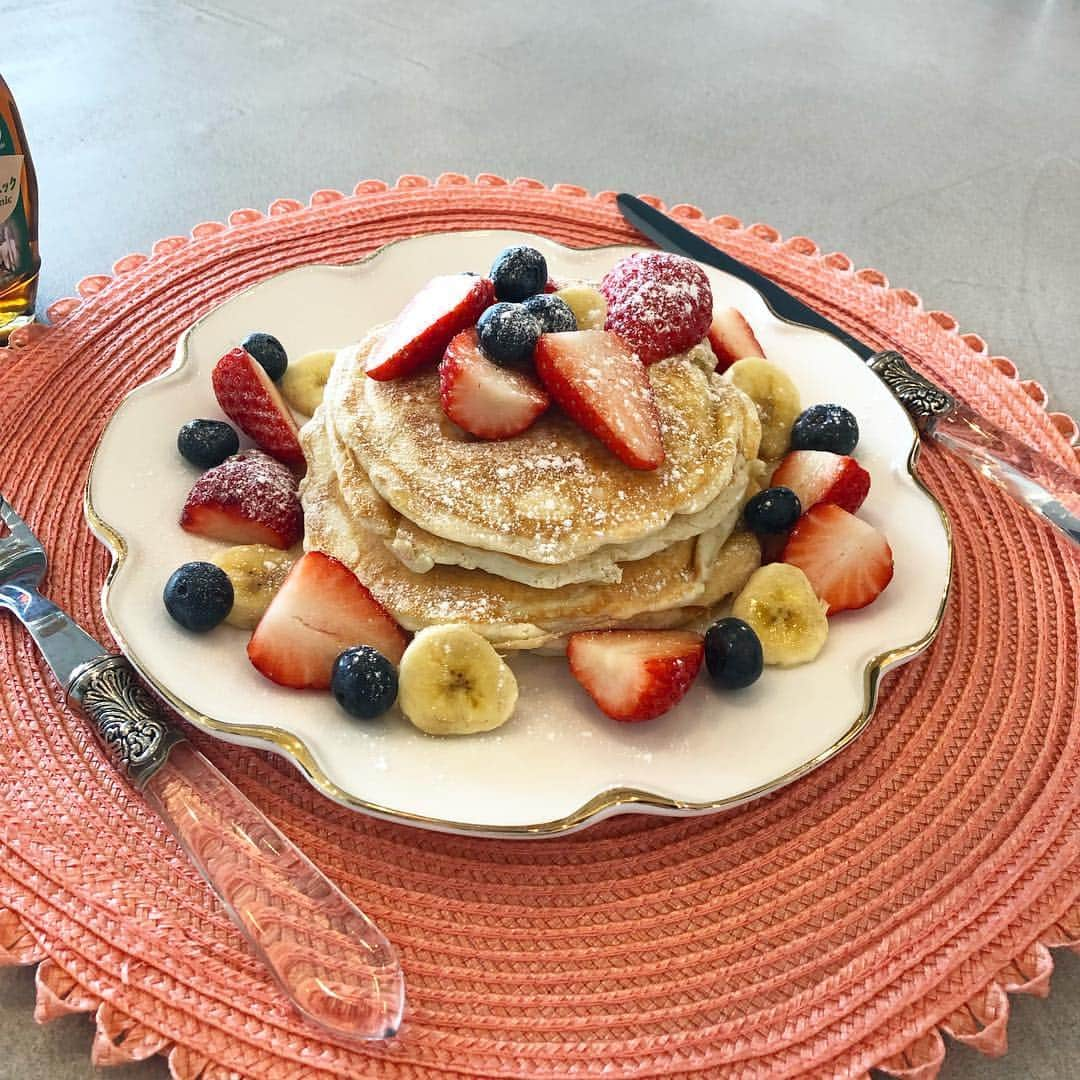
left=616, top=193, right=1080, bottom=546
left=0, top=493, right=405, bottom=1040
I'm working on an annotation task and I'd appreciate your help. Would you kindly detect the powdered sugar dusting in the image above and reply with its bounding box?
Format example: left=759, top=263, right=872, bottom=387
left=600, top=252, right=713, bottom=364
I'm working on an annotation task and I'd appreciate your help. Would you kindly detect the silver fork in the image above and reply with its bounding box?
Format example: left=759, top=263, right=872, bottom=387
left=0, top=493, right=405, bottom=1040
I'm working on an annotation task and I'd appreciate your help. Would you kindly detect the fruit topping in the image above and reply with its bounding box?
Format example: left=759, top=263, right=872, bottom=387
left=743, top=486, right=802, bottom=535
left=247, top=551, right=408, bottom=690
left=163, top=561, right=234, bottom=632
left=476, top=302, right=541, bottom=364
left=279, top=349, right=336, bottom=416
left=365, top=273, right=495, bottom=381
left=211, top=347, right=304, bottom=469
left=332, top=646, right=399, bottom=719
left=789, top=403, right=859, bottom=455
left=782, top=503, right=893, bottom=613
left=704, top=617, right=764, bottom=689
left=240, top=331, right=288, bottom=381
left=731, top=563, right=828, bottom=667
left=600, top=251, right=713, bottom=364
left=707, top=307, right=765, bottom=373
left=180, top=449, right=302, bottom=549
left=771, top=451, right=871, bottom=514
left=567, top=629, right=704, bottom=722
left=723, top=357, right=801, bottom=461
left=534, top=330, right=664, bottom=470
left=439, top=329, right=550, bottom=440
left=397, top=624, right=518, bottom=735
left=177, top=419, right=239, bottom=469
left=209, top=543, right=296, bottom=629
left=554, top=283, right=607, bottom=330
left=490, top=245, right=548, bottom=302
left=521, top=293, right=577, bottom=334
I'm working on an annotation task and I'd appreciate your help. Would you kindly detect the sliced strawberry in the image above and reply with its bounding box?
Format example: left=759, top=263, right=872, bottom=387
left=247, top=551, right=408, bottom=689
left=211, top=347, right=304, bottom=469
left=543, top=278, right=560, bottom=294
left=180, top=450, right=301, bottom=548
left=600, top=252, right=712, bottom=364
left=365, top=274, right=495, bottom=381
left=771, top=451, right=871, bottom=514
left=707, top=307, right=765, bottom=373
left=534, top=330, right=665, bottom=470
left=438, top=329, right=550, bottom=439
left=567, top=630, right=704, bottom=722
left=782, top=504, right=893, bottom=614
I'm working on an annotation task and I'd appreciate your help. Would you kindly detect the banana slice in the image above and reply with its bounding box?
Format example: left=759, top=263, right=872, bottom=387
left=554, top=283, right=608, bottom=330
left=280, top=349, right=336, bottom=416
left=398, top=624, right=518, bottom=735
left=724, top=357, right=802, bottom=460
left=210, top=544, right=296, bottom=629
left=731, top=563, right=828, bottom=666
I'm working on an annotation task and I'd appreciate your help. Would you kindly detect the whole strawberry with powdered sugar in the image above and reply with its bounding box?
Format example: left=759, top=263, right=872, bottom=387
left=534, top=330, right=665, bottom=470
left=211, top=347, right=305, bottom=469
left=600, top=252, right=712, bottom=364
left=180, top=450, right=302, bottom=549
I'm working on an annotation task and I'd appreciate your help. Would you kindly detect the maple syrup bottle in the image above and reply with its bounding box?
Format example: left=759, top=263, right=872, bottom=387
left=0, top=73, right=39, bottom=341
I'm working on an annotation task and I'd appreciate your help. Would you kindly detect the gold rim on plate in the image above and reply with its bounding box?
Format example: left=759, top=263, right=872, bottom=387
left=84, top=232, right=953, bottom=837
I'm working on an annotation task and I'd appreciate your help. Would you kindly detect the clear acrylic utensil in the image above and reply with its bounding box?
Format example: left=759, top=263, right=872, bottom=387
left=143, top=740, right=405, bottom=1039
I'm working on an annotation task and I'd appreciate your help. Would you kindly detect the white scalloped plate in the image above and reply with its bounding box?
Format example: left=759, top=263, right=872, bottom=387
left=86, top=230, right=951, bottom=837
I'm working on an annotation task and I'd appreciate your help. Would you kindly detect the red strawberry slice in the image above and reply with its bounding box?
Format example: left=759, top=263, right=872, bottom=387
left=534, top=330, right=665, bottom=470
left=771, top=451, right=871, bottom=514
left=180, top=450, right=301, bottom=548
left=212, top=347, right=304, bottom=469
left=707, top=307, right=765, bottom=373
left=782, top=504, right=893, bottom=613
left=365, top=274, right=495, bottom=381
left=248, top=551, right=408, bottom=689
left=600, top=252, right=713, bottom=364
left=439, top=329, right=550, bottom=439
left=567, top=630, right=704, bottom=721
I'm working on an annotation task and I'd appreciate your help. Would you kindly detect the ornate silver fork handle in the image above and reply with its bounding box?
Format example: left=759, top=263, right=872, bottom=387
left=0, top=495, right=405, bottom=1041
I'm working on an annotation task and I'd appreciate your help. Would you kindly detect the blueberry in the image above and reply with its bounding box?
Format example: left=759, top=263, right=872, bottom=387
left=331, top=646, right=398, bottom=719
left=490, top=245, right=547, bottom=302
left=176, top=419, right=240, bottom=469
left=790, top=403, right=859, bottom=454
left=522, top=293, right=578, bottom=334
left=476, top=302, right=541, bottom=364
left=743, top=486, right=802, bottom=535
left=705, top=617, right=764, bottom=690
left=241, top=331, right=288, bottom=381
left=163, top=562, right=233, bottom=632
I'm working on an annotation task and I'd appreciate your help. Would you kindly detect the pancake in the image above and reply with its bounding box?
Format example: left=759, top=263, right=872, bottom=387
left=300, top=413, right=762, bottom=652
left=327, top=328, right=762, bottom=567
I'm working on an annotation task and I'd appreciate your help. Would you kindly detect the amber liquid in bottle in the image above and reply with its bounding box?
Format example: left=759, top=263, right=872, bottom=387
left=0, top=74, right=39, bottom=341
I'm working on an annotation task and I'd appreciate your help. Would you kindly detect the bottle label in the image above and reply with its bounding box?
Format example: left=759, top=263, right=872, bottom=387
left=0, top=154, right=24, bottom=226
left=0, top=105, right=32, bottom=291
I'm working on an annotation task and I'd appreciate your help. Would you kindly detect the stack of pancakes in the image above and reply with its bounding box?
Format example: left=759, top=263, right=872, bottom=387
left=299, top=326, right=765, bottom=652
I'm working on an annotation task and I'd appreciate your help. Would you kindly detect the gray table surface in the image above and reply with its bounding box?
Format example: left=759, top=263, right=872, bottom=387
left=2, top=1, right=1078, bottom=1077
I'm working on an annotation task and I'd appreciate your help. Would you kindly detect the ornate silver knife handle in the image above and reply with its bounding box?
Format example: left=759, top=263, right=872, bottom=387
left=67, top=655, right=185, bottom=785
left=867, top=351, right=955, bottom=433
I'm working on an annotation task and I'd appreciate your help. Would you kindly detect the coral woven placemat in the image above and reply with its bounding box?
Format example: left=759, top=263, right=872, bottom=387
left=1, top=176, right=1078, bottom=1079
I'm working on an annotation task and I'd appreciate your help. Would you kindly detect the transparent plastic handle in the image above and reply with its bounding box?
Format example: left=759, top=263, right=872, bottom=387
left=144, top=742, right=405, bottom=1040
